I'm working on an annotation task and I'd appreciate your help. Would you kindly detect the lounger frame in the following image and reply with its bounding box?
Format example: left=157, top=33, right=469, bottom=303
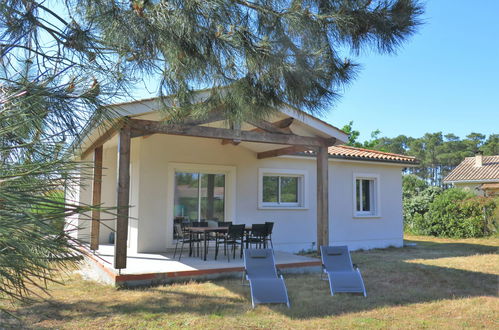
left=320, top=245, right=367, bottom=297
left=243, top=249, right=291, bottom=308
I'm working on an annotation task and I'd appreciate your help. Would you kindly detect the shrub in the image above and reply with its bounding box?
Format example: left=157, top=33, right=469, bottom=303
left=403, top=185, right=442, bottom=233
left=414, top=188, right=497, bottom=238
left=402, top=174, right=429, bottom=199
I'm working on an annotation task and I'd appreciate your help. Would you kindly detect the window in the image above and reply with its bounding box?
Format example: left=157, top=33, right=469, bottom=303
left=353, top=174, right=380, bottom=217
left=259, top=169, right=307, bottom=209
left=174, top=172, right=225, bottom=222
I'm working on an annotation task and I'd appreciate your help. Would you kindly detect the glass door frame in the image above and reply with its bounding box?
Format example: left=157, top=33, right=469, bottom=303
left=166, top=163, right=236, bottom=247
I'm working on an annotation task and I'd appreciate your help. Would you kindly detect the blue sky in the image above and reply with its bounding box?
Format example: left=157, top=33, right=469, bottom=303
left=324, top=0, right=499, bottom=141
left=132, top=1, right=498, bottom=141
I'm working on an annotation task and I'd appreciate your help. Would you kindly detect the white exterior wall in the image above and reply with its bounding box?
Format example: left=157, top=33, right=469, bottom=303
left=104, top=134, right=404, bottom=253
left=73, top=134, right=405, bottom=252
left=99, top=145, right=117, bottom=244
left=329, top=161, right=404, bottom=250
left=74, top=153, right=93, bottom=243
left=453, top=182, right=484, bottom=195
left=135, top=134, right=320, bottom=252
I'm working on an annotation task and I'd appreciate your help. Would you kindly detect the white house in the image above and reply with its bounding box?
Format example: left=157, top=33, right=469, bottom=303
left=67, top=96, right=418, bottom=270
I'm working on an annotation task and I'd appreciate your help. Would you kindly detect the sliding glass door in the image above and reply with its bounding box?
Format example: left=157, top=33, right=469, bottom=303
left=173, top=172, right=225, bottom=222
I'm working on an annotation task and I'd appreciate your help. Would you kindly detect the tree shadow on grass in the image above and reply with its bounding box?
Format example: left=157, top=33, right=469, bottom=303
left=5, top=239, right=498, bottom=326
left=6, top=288, right=249, bottom=328
left=228, top=239, right=499, bottom=319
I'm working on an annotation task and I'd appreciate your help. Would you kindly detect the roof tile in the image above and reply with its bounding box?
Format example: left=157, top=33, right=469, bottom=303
left=444, top=155, right=499, bottom=183
left=302, top=145, right=419, bottom=164
left=327, top=145, right=419, bottom=164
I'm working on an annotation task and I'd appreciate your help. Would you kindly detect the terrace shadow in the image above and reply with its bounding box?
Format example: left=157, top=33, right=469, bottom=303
left=5, top=238, right=498, bottom=326
left=224, top=239, right=498, bottom=319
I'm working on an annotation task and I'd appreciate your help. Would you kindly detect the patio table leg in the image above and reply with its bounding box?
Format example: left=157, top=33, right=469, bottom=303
left=204, top=233, right=208, bottom=261
left=189, top=231, right=193, bottom=257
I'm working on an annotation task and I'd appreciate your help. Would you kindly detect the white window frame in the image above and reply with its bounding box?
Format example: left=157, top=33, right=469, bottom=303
left=258, top=168, right=308, bottom=209
left=353, top=173, right=381, bottom=218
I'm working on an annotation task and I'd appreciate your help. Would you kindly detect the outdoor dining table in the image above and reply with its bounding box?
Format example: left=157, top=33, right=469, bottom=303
left=186, top=226, right=252, bottom=261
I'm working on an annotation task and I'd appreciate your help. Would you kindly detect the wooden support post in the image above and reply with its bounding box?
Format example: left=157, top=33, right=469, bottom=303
left=114, top=124, right=131, bottom=269
left=316, top=145, right=329, bottom=251
left=90, top=146, right=103, bottom=251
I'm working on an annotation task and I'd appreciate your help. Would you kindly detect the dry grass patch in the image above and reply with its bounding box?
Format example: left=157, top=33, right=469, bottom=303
left=1, top=235, right=498, bottom=329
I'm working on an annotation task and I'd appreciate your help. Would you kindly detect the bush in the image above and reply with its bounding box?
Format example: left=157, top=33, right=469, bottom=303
left=403, top=185, right=442, bottom=233
left=412, top=188, right=497, bottom=238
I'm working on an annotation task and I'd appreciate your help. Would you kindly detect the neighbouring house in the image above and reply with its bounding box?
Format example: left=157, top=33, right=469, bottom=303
left=443, top=153, right=499, bottom=197
left=66, top=95, right=419, bottom=270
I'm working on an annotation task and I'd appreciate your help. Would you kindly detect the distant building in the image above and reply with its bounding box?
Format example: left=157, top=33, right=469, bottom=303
left=443, top=153, right=499, bottom=196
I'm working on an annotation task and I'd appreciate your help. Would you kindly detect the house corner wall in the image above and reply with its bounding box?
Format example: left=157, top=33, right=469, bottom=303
left=329, top=161, right=404, bottom=250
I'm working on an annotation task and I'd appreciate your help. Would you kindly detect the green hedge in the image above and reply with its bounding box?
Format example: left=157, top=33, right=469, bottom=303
left=409, top=188, right=497, bottom=238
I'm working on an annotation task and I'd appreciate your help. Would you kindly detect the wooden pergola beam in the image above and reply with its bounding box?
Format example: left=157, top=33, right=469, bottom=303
left=316, top=145, right=329, bottom=251
left=169, top=112, right=226, bottom=126
left=130, top=119, right=332, bottom=147
left=246, top=119, right=291, bottom=135
left=80, top=122, right=123, bottom=159
left=257, top=146, right=315, bottom=159
left=221, top=139, right=240, bottom=145
left=114, top=124, right=131, bottom=270
left=81, top=114, right=225, bottom=159
left=221, top=117, right=294, bottom=145
left=90, top=146, right=103, bottom=251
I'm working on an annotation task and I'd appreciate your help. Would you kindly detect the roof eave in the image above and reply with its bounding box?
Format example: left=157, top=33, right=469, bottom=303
left=292, top=153, right=419, bottom=166
left=443, top=178, right=499, bottom=184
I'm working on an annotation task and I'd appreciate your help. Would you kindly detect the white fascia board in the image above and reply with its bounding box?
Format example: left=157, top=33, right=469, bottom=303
left=278, top=104, right=349, bottom=144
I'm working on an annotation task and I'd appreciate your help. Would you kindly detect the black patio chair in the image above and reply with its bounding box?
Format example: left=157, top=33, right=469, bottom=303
left=246, top=224, right=268, bottom=249
left=264, top=222, right=274, bottom=249
left=215, top=224, right=245, bottom=261
left=173, top=223, right=201, bottom=260
left=189, top=221, right=209, bottom=256
left=173, top=217, right=189, bottom=238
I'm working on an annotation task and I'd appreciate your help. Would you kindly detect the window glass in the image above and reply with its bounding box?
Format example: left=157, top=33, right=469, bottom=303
left=355, top=177, right=376, bottom=215
left=362, top=179, right=371, bottom=211
left=200, top=174, right=225, bottom=221
left=174, top=172, right=199, bottom=221
left=174, top=172, right=225, bottom=222
left=280, top=177, right=298, bottom=203
left=263, top=176, right=279, bottom=202
left=356, top=179, right=361, bottom=211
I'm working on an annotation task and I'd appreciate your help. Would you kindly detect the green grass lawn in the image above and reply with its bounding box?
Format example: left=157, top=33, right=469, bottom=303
left=2, top=235, right=498, bottom=329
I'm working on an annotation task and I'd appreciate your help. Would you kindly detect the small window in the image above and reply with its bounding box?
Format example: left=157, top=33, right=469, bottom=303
left=354, top=174, right=379, bottom=217
left=259, top=169, right=307, bottom=209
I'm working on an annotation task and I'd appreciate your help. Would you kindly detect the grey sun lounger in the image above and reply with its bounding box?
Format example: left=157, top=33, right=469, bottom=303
left=320, top=245, right=367, bottom=297
left=243, top=249, right=290, bottom=308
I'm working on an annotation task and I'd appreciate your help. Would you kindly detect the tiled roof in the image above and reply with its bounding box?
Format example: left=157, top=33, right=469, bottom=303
left=444, top=155, right=499, bottom=183
left=327, top=145, right=419, bottom=164
left=301, top=145, right=419, bottom=164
